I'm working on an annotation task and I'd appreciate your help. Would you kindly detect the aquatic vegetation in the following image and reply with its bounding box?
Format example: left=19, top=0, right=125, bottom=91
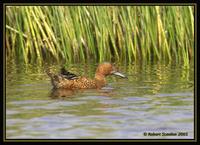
left=6, top=6, right=194, bottom=66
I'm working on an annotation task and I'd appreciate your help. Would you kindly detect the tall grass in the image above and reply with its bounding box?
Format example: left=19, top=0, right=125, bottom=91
left=6, top=6, right=194, bottom=66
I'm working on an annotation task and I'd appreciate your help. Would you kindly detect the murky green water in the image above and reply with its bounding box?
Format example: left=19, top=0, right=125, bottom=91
left=6, top=60, right=194, bottom=139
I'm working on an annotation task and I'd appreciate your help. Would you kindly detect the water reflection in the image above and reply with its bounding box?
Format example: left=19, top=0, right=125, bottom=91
left=5, top=61, right=194, bottom=139
left=49, top=88, right=76, bottom=99
left=49, top=87, right=116, bottom=99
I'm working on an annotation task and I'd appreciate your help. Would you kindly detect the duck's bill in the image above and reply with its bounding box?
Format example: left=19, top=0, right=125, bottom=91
left=112, top=71, right=127, bottom=78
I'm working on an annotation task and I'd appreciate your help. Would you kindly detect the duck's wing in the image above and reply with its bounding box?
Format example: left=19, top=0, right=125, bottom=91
left=60, top=67, right=79, bottom=80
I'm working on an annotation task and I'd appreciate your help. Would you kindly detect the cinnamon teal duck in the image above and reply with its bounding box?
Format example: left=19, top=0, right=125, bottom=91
left=46, top=62, right=127, bottom=89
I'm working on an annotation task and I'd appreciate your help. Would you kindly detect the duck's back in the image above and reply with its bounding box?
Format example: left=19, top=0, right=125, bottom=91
left=66, top=77, right=97, bottom=89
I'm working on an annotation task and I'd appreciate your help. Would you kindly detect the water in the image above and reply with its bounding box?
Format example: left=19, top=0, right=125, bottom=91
left=5, top=60, right=194, bottom=139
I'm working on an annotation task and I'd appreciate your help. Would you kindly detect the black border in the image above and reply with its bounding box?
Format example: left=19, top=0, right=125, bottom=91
left=2, top=2, right=198, bottom=143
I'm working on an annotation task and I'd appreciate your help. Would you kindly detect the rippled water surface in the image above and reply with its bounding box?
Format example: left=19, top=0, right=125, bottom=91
left=6, top=61, right=194, bottom=139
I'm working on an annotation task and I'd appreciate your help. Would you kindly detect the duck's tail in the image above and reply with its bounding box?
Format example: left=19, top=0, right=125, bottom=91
left=45, top=68, right=56, bottom=79
left=45, top=68, right=62, bottom=89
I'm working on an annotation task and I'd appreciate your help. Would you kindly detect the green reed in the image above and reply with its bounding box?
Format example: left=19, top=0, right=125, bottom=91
left=6, top=6, right=194, bottom=66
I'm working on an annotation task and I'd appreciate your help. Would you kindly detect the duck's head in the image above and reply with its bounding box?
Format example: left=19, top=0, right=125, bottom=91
left=95, top=62, right=127, bottom=79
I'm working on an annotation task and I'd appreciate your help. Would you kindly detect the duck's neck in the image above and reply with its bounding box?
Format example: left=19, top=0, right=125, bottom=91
left=94, top=73, right=106, bottom=88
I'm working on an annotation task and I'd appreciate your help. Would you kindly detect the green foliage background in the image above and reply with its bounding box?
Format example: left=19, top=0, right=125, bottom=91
left=6, top=6, right=194, bottom=66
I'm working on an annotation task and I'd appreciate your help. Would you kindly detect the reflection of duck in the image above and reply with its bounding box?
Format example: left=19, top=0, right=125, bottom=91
left=49, top=87, right=115, bottom=99
left=49, top=88, right=76, bottom=99
left=46, top=62, right=127, bottom=89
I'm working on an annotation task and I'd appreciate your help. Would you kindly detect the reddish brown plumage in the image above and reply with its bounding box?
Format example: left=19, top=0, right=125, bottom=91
left=46, top=62, right=126, bottom=89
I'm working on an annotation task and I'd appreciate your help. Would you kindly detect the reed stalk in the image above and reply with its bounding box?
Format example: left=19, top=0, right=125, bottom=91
left=6, top=6, right=194, bottom=66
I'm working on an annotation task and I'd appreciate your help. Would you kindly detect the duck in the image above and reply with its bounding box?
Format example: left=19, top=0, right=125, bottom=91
left=46, top=62, right=127, bottom=89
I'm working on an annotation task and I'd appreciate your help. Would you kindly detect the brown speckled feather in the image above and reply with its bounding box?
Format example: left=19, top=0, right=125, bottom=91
left=60, top=77, right=97, bottom=89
